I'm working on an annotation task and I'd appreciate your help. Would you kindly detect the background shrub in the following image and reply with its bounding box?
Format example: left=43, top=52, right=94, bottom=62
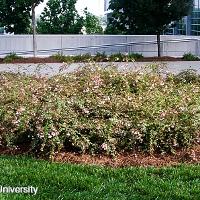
left=172, top=69, right=200, bottom=84
left=3, top=52, right=22, bottom=63
left=50, top=52, right=143, bottom=63
left=108, top=53, right=143, bottom=62
left=182, top=53, right=200, bottom=61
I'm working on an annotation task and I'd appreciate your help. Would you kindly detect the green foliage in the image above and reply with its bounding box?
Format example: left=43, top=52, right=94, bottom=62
left=74, top=53, right=93, bottom=62
left=0, top=66, right=199, bottom=158
left=109, top=53, right=143, bottom=62
left=1, top=156, right=200, bottom=200
left=83, top=8, right=103, bottom=34
left=50, top=53, right=73, bottom=63
left=51, top=52, right=143, bottom=63
left=182, top=53, right=200, bottom=61
left=37, top=1, right=104, bottom=34
left=106, top=0, right=193, bottom=56
left=0, top=0, right=43, bottom=34
left=93, top=52, right=108, bottom=62
left=3, top=53, right=22, bottom=63
left=37, top=0, right=83, bottom=34
left=106, top=0, right=193, bottom=35
left=128, top=53, right=143, bottom=60
left=109, top=53, right=127, bottom=62
left=172, top=69, right=200, bottom=84
left=0, top=0, right=30, bottom=33
left=50, top=53, right=66, bottom=62
left=50, top=53, right=92, bottom=63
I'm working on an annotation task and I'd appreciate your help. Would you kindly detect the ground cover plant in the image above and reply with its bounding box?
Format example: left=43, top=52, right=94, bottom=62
left=182, top=53, right=200, bottom=61
left=0, top=155, right=199, bottom=200
left=3, top=53, right=22, bottom=63
left=2, top=52, right=199, bottom=63
left=50, top=52, right=144, bottom=63
left=1, top=52, right=143, bottom=64
left=0, top=64, right=200, bottom=159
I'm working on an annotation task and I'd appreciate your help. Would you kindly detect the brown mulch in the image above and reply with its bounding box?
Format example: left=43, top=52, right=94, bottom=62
left=137, top=56, right=183, bottom=62
left=1, top=57, right=63, bottom=64
left=53, top=146, right=200, bottom=168
left=0, top=56, right=186, bottom=64
left=0, top=145, right=199, bottom=167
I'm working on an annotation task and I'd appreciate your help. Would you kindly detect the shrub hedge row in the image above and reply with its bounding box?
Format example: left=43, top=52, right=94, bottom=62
left=0, top=65, right=199, bottom=158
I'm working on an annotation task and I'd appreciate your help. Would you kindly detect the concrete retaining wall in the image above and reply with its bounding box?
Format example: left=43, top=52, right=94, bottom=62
left=0, top=35, right=199, bottom=57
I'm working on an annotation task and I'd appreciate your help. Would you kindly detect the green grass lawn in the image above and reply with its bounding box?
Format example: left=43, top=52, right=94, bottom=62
left=0, top=156, right=199, bottom=200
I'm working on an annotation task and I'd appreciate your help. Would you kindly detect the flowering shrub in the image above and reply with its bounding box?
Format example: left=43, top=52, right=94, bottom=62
left=0, top=65, right=199, bottom=158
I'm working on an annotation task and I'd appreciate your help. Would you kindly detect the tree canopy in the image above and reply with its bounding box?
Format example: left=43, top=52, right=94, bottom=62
left=83, top=8, right=103, bottom=34
left=0, top=0, right=30, bottom=34
left=37, top=0, right=83, bottom=34
left=0, top=0, right=44, bottom=34
left=0, top=0, right=103, bottom=35
left=106, top=0, right=193, bottom=56
left=37, top=1, right=103, bottom=34
left=106, top=0, right=193, bottom=35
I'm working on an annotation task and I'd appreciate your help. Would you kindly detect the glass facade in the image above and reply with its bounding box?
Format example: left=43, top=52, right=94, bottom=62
left=194, top=0, right=200, bottom=8
left=172, top=0, right=200, bottom=35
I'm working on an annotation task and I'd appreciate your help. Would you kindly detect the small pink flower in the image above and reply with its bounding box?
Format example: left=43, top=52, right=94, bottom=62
left=83, top=108, right=90, bottom=114
left=91, top=75, right=103, bottom=88
left=160, top=112, right=166, bottom=118
left=101, top=143, right=108, bottom=151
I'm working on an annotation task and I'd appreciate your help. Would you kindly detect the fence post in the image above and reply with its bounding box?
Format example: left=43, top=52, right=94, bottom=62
left=126, top=36, right=129, bottom=54
left=60, top=35, right=63, bottom=55
left=161, top=40, right=164, bottom=57
left=195, top=39, right=200, bottom=57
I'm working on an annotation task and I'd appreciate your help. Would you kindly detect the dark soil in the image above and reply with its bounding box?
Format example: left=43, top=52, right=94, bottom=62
left=1, top=145, right=199, bottom=168
left=0, top=56, right=187, bottom=64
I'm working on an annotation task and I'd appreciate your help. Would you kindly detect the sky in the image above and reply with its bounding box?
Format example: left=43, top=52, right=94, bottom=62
left=36, top=0, right=104, bottom=16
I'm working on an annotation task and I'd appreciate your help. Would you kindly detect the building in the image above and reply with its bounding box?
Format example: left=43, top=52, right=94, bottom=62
left=104, top=0, right=111, bottom=18
left=104, top=0, right=110, bottom=13
left=104, top=0, right=112, bottom=24
left=170, top=0, right=200, bottom=35
left=0, top=27, right=6, bottom=35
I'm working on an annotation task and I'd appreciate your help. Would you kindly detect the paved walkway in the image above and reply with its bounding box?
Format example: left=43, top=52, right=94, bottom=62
left=0, top=61, right=200, bottom=76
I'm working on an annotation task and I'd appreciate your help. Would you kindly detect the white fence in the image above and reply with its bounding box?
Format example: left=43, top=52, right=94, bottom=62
left=0, top=35, right=200, bottom=57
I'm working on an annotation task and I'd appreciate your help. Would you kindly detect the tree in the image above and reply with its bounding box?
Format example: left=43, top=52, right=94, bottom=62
left=29, top=0, right=44, bottom=57
left=0, top=0, right=31, bottom=34
left=0, top=0, right=44, bottom=56
left=106, top=0, right=193, bottom=57
left=37, top=0, right=83, bottom=34
left=83, top=8, right=103, bottom=34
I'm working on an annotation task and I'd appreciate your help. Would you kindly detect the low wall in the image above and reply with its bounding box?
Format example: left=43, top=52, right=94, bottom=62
left=0, top=35, right=199, bottom=57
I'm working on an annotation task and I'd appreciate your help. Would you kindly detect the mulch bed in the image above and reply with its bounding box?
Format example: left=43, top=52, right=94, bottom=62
left=53, top=146, right=200, bottom=167
left=137, top=56, right=183, bottom=62
left=0, top=145, right=199, bottom=168
left=0, top=57, right=62, bottom=64
left=0, top=56, right=186, bottom=64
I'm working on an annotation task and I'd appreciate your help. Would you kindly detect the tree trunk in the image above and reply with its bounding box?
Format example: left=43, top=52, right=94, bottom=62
left=32, top=4, right=37, bottom=57
left=157, top=33, right=161, bottom=57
